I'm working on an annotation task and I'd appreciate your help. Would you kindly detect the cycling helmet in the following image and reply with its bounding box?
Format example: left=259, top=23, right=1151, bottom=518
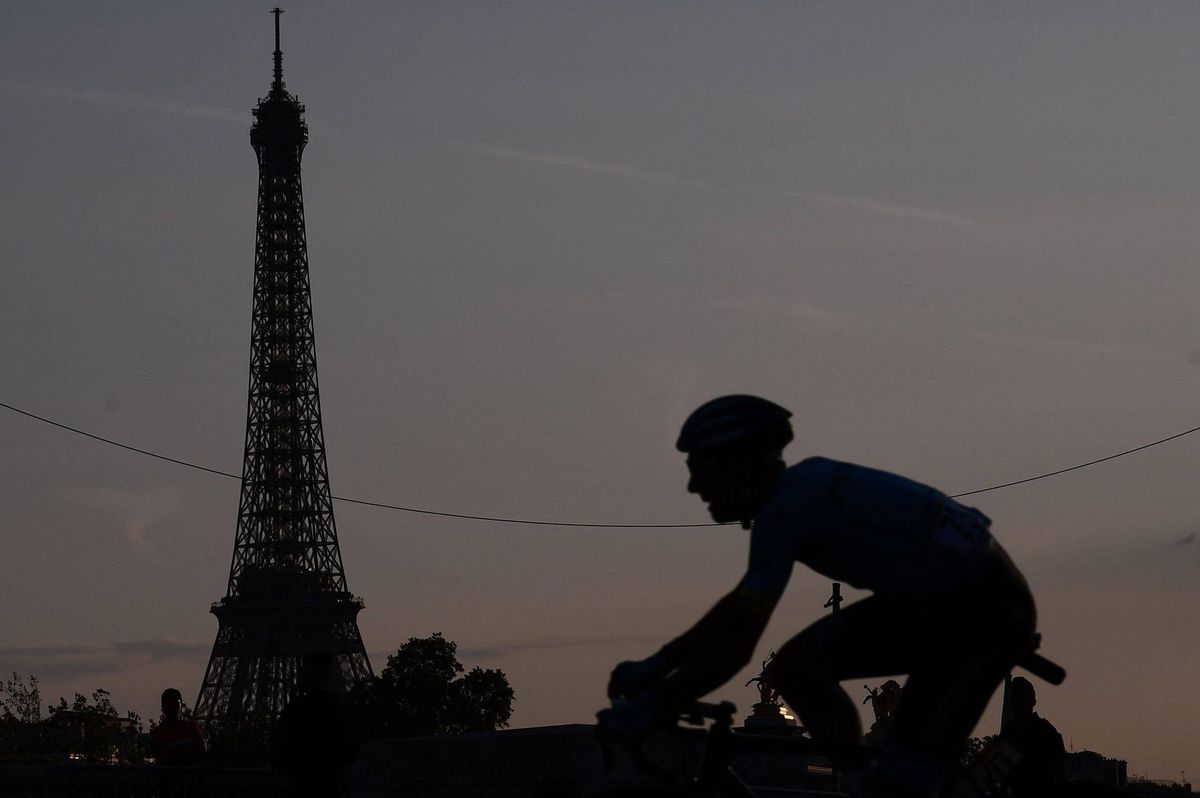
left=676, top=395, right=793, bottom=453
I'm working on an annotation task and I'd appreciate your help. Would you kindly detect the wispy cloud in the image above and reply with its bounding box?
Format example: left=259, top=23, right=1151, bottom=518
left=368, top=633, right=661, bottom=664
left=459, top=633, right=663, bottom=660
left=969, top=329, right=1159, bottom=359
left=0, top=79, right=245, bottom=124
left=769, top=187, right=985, bottom=229
left=62, top=485, right=185, bottom=545
left=457, top=143, right=709, bottom=189
left=0, top=640, right=210, bottom=682
left=708, top=294, right=849, bottom=324
left=459, top=142, right=986, bottom=231
left=1024, top=530, right=1200, bottom=579
left=812, top=192, right=983, bottom=228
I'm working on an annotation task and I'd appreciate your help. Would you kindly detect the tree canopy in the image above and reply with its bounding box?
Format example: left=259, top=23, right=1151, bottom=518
left=0, top=674, right=144, bottom=764
left=350, top=633, right=514, bottom=739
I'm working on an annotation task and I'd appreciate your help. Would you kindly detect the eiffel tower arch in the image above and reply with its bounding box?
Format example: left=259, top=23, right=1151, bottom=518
left=195, top=9, right=372, bottom=723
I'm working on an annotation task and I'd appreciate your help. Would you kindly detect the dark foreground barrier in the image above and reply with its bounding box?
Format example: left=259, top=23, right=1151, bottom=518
left=0, top=764, right=285, bottom=798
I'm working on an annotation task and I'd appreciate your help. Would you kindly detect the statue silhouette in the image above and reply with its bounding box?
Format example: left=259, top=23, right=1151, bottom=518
left=273, top=653, right=359, bottom=797
left=999, top=676, right=1065, bottom=796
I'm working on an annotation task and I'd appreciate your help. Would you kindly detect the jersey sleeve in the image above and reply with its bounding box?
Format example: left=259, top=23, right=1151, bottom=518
left=737, top=504, right=795, bottom=600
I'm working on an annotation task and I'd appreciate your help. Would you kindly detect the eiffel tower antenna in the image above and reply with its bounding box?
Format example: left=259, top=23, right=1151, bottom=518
left=195, top=10, right=372, bottom=723
left=271, top=7, right=284, bottom=94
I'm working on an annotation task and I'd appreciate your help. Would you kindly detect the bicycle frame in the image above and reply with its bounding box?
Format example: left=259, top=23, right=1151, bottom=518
left=602, top=701, right=848, bottom=797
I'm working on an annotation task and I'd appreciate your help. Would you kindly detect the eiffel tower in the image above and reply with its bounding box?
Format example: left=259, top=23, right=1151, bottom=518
left=195, top=9, right=372, bottom=722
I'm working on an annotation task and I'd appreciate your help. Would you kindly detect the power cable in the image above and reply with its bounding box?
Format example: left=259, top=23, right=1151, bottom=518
left=0, top=400, right=712, bottom=528
left=946, top=423, right=1200, bottom=498
left=0, top=400, right=238, bottom=480
left=3, top=399, right=1199, bottom=526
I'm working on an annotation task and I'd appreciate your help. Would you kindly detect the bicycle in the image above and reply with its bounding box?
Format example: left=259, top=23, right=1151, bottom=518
left=596, top=698, right=860, bottom=797
left=596, top=639, right=1066, bottom=798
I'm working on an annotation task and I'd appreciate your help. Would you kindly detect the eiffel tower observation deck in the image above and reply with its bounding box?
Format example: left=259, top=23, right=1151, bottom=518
left=195, top=9, right=373, bottom=723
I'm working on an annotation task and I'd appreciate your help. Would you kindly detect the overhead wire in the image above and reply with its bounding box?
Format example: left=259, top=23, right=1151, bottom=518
left=947, top=424, right=1200, bottom=498
left=0, top=400, right=712, bottom=528
left=3, top=399, right=1199, bottom=528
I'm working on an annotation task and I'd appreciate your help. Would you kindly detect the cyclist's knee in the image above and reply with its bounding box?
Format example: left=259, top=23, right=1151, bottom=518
left=769, top=633, right=838, bottom=689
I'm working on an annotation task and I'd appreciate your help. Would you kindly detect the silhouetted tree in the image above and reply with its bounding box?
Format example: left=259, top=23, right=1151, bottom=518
left=0, top=673, right=47, bottom=762
left=962, top=735, right=996, bottom=767
left=47, top=688, right=145, bottom=763
left=1, top=673, right=41, bottom=724
left=349, top=633, right=514, bottom=739
left=203, top=712, right=275, bottom=766
left=1, top=676, right=146, bottom=764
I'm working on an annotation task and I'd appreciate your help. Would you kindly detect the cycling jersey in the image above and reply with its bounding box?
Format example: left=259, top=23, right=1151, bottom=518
left=739, top=457, right=995, bottom=598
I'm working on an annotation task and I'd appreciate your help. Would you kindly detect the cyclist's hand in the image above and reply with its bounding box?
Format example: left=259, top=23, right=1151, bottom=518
left=596, top=698, right=659, bottom=742
left=607, top=654, right=669, bottom=700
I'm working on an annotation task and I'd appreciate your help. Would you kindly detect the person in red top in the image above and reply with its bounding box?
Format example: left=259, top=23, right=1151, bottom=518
left=150, top=688, right=206, bottom=765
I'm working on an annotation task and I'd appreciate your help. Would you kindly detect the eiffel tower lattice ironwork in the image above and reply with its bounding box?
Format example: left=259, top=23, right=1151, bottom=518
left=195, top=8, right=372, bottom=723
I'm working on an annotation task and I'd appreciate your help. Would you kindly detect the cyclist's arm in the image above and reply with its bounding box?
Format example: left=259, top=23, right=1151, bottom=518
left=647, top=584, right=779, bottom=709
left=647, top=511, right=795, bottom=708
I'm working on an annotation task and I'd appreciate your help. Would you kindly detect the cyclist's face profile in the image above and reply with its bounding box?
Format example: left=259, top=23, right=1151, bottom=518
left=686, top=452, right=745, bottom=523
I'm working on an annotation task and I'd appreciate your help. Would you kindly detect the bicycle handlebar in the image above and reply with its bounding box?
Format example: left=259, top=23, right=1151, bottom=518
left=595, top=701, right=721, bottom=787
left=678, top=700, right=737, bottom=727
left=596, top=700, right=846, bottom=792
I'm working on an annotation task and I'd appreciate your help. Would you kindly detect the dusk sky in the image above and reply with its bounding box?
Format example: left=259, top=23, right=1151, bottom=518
left=2, top=2, right=1199, bottom=782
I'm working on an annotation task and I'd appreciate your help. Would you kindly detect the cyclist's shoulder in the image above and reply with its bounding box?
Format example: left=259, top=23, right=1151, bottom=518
left=792, top=457, right=942, bottom=492
left=755, top=458, right=842, bottom=521
left=785, top=455, right=843, bottom=480
left=784, top=456, right=888, bottom=489
left=790, top=455, right=896, bottom=477
left=773, top=459, right=943, bottom=520
left=764, top=457, right=860, bottom=502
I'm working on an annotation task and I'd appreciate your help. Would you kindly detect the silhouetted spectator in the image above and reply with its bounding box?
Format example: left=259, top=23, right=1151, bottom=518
left=273, top=653, right=359, bottom=797
left=1000, top=676, right=1065, bottom=797
left=151, top=688, right=206, bottom=765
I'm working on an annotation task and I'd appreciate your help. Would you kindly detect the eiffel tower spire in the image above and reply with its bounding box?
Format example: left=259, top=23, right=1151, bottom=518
left=271, top=7, right=285, bottom=96
left=195, top=10, right=372, bottom=723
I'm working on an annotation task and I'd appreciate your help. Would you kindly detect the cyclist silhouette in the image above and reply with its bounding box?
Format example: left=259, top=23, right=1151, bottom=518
left=605, top=395, right=1038, bottom=798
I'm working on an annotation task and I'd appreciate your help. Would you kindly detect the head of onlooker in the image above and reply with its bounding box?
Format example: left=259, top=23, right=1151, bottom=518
left=152, top=687, right=206, bottom=766
left=161, top=688, right=184, bottom=723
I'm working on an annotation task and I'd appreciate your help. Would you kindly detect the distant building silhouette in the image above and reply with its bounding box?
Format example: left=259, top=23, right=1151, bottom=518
left=1064, top=750, right=1128, bottom=789
left=195, top=8, right=372, bottom=724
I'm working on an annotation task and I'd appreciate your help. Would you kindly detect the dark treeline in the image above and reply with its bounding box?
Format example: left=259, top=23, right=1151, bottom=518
left=0, top=634, right=513, bottom=766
